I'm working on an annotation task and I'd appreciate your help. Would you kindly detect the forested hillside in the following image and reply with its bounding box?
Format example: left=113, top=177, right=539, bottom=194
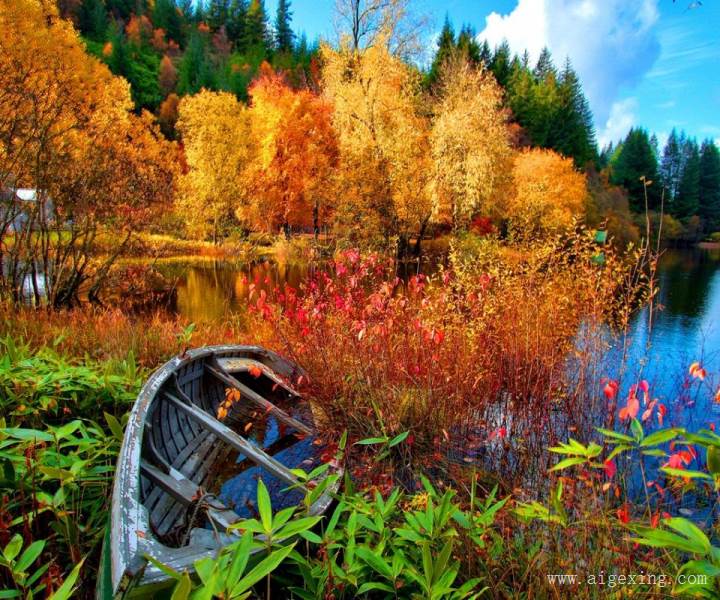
left=55, top=0, right=720, bottom=243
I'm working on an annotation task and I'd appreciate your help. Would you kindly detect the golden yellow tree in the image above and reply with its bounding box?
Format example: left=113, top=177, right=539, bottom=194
left=247, top=64, right=338, bottom=235
left=176, top=90, right=254, bottom=241
left=0, top=0, right=176, bottom=306
left=321, top=40, right=432, bottom=251
left=506, top=148, right=587, bottom=237
left=430, top=58, right=512, bottom=230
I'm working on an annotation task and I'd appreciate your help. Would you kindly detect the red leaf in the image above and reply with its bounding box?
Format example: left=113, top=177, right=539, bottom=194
left=603, top=380, right=619, bottom=401
left=617, top=505, right=630, bottom=524
left=604, top=459, right=617, bottom=479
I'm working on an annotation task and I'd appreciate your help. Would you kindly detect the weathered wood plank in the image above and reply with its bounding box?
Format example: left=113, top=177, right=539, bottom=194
left=141, top=461, right=242, bottom=532
left=164, top=392, right=305, bottom=488
left=205, top=362, right=313, bottom=436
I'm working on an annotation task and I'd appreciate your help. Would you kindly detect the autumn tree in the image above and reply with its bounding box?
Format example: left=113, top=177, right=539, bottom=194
left=430, top=57, right=512, bottom=230
left=506, top=149, right=587, bottom=238
left=333, top=0, right=426, bottom=59
left=157, top=92, right=180, bottom=138
left=0, top=0, right=176, bottom=307
left=159, top=54, right=178, bottom=94
left=176, top=90, right=254, bottom=241
left=247, top=64, right=338, bottom=235
left=321, top=39, right=432, bottom=252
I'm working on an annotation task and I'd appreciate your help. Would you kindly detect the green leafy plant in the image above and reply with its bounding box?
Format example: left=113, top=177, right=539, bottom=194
left=0, top=535, right=82, bottom=600
left=355, top=430, right=411, bottom=463
left=631, top=518, right=720, bottom=597
left=161, top=479, right=322, bottom=599
left=291, top=476, right=506, bottom=599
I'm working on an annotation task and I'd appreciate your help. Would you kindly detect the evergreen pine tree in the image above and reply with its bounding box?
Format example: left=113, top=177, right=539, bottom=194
left=153, top=0, right=184, bottom=45
left=660, top=129, right=683, bottom=202
left=227, top=0, right=247, bottom=48
left=274, top=0, right=294, bottom=52
left=699, top=140, right=720, bottom=229
left=649, top=133, right=659, bottom=160
left=525, top=67, right=559, bottom=147
left=243, top=0, right=269, bottom=51
left=457, top=24, right=480, bottom=64
left=178, top=29, right=216, bottom=94
left=533, top=47, right=556, bottom=81
left=427, top=15, right=455, bottom=87
left=478, top=40, right=491, bottom=69
left=549, top=58, right=597, bottom=166
left=207, top=0, right=230, bottom=31
left=78, top=0, right=107, bottom=41
left=507, top=57, right=534, bottom=126
left=673, top=139, right=701, bottom=219
left=490, top=41, right=512, bottom=87
left=520, top=49, right=530, bottom=68
left=108, top=24, right=131, bottom=77
left=610, top=128, right=660, bottom=212
left=598, top=142, right=614, bottom=169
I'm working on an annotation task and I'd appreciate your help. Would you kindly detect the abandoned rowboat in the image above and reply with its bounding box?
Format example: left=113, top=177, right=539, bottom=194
left=98, top=345, right=341, bottom=599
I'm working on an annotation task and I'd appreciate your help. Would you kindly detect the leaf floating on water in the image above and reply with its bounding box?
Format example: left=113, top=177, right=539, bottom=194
left=244, top=422, right=253, bottom=433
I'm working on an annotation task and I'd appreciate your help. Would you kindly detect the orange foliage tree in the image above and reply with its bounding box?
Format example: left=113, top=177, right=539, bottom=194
left=247, top=64, right=338, bottom=235
left=159, top=54, right=177, bottom=94
left=321, top=40, right=432, bottom=252
left=507, top=148, right=588, bottom=238
left=0, top=0, right=177, bottom=306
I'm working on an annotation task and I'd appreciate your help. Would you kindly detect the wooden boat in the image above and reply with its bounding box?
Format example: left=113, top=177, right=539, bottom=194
left=98, top=345, right=341, bottom=599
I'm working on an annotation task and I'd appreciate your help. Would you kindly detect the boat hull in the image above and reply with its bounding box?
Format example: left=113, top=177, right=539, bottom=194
left=99, top=345, right=340, bottom=599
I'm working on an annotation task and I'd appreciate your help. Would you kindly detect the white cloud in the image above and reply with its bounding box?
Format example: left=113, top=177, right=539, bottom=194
left=477, top=0, right=661, bottom=127
left=598, top=97, right=638, bottom=148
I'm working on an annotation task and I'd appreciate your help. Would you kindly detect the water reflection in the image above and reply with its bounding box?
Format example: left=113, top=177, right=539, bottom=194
left=613, top=248, right=720, bottom=432
left=157, top=258, right=319, bottom=322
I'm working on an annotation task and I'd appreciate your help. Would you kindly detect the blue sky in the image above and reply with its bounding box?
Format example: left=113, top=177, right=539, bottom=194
left=266, top=0, right=720, bottom=149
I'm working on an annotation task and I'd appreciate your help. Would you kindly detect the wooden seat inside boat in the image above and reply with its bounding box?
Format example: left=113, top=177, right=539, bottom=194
left=139, top=352, right=322, bottom=547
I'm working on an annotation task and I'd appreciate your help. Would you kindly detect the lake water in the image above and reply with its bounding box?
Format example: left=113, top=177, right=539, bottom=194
left=618, top=247, right=720, bottom=430
left=155, top=247, right=720, bottom=427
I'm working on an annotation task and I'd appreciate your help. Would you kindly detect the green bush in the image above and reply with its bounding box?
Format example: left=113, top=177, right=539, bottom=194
left=0, top=336, right=140, bottom=592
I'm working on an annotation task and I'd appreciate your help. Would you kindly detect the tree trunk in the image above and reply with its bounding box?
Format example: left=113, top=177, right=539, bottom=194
left=313, top=200, right=319, bottom=241
left=413, top=216, right=430, bottom=257
left=396, top=234, right=409, bottom=261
